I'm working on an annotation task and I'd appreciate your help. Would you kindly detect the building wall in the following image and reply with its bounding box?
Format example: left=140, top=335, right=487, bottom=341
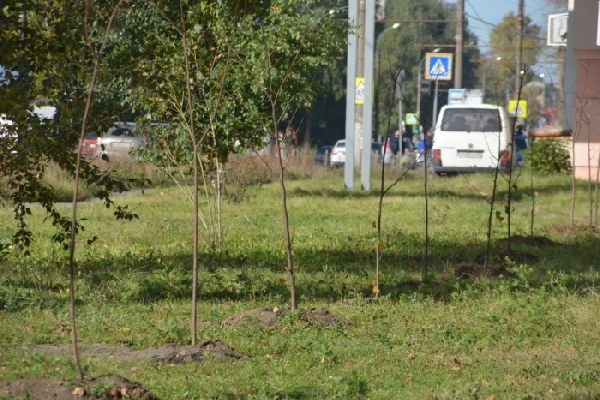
left=570, top=1, right=600, bottom=180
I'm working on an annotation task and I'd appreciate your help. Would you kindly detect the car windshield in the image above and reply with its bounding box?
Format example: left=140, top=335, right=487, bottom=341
left=441, top=108, right=501, bottom=132
left=108, top=127, right=138, bottom=137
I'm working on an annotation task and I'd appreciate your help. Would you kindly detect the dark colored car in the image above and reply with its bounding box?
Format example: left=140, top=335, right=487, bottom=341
left=314, top=145, right=334, bottom=165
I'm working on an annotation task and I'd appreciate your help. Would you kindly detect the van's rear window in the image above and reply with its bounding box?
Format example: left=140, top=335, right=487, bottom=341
left=441, top=108, right=501, bottom=132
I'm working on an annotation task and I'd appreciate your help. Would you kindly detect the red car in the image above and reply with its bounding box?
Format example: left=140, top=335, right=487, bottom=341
left=75, top=131, right=101, bottom=157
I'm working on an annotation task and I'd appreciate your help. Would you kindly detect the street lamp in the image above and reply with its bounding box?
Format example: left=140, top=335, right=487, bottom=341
left=481, top=56, right=502, bottom=102
left=374, top=23, right=400, bottom=140
left=417, top=48, right=440, bottom=130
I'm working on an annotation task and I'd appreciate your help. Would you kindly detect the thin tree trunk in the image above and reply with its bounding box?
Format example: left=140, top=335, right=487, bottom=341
left=507, top=138, right=514, bottom=255
left=276, top=142, right=296, bottom=309
left=375, top=141, right=387, bottom=298
left=595, top=148, right=600, bottom=226
left=68, top=0, right=124, bottom=381
left=423, top=151, right=429, bottom=281
left=179, top=0, right=199, bottom=345
left=529, top=136, right=535, bottom=236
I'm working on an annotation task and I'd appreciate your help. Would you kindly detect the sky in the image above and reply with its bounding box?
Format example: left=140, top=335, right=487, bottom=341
left=447, top=0, right=568, bottom=81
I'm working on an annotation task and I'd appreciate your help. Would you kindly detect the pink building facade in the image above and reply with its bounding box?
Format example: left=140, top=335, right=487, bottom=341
left=566, top=0, right=600, bottom=180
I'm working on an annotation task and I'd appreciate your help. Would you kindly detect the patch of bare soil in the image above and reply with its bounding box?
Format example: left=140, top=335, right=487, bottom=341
left=1, top=340, right=248, bottom=399
left=297, top=308, right=340, bottom=326
left=223, top=307, right=340, bottom=327
left=16, top=340, right=248, bottom=363
left=0, top=375, right=158, bottom=400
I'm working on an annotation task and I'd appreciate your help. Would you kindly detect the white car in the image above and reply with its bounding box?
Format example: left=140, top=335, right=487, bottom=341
left=0, top=114, right=18, bottom=154
left=99, top=122, right=145, bottom=159
left=330, top=139, right=346, bottom=166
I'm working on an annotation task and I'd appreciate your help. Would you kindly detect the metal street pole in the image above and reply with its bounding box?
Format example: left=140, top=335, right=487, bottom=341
left=516, top=0, right=524, bottom=94
left=344, top=0, right=358, bottom=189
left=417, top=48, right=440, bottom=128
left=361, top=0, right=375, bottom=190
left=353, top=0, right=365, bottom=168
left=455, top=0, right=464, bottom=89
left=417, top=57, right=425, bottom=125
left=397, top=69, right=404, bottom=136
left=432, top=78, right=440, bottom=131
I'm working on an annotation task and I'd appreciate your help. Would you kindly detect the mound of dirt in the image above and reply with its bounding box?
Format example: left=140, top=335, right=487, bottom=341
left=495, top=234, right=560, bottom=247
left=157, top=340, right=249, bottom=364
left=223, top=307, right=340, bottom=327
left=1, top=340, right=248, bottom=399
left=297, top=308, right=340, bottom=327
left=14, top=340, right=248, bottom=364
left=0, top=374, right=158, bottom=400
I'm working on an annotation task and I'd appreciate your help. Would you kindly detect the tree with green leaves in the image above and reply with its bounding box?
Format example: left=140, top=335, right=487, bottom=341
left=482, top=13, right=543, bottom=105
left=222, top=0, right=348, bottom=309
left=107, top=0, right=346, bottom=318
left=0, top=0, right=141, bottom=381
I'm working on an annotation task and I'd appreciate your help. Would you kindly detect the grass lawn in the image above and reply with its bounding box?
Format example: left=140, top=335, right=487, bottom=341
left=0, top=159, right=599, bottom=399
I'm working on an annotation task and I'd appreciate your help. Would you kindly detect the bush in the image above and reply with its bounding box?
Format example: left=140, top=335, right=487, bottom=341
left=223, top=154, right=273, bottom=202
left=523, top=138, right=571, bottom=174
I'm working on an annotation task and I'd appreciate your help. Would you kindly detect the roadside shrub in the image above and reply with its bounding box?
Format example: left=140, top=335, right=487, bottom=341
left=223, top=154, right=273, bottom=202
left=523, top=138, right=570, bottom=174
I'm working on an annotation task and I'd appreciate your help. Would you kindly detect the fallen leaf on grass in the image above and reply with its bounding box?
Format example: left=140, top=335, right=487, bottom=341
left=72, top=387, right=85, bottom=396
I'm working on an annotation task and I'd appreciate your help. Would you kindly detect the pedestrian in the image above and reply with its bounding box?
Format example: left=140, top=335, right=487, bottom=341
left=425, top=128, right=433, bottom=154
left=391, top=129, right=400, bottom=155
left=514, top=124, right=527, bottom=166
left=416, top=132, right=427, bottom=163
left=401, top=128, right=413, bottom=155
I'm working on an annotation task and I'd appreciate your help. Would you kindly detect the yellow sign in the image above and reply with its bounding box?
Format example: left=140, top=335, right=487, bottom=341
left=405, top=113, right=418, bottom=125
left=508, top=100, right=528, bottom=119
left=355, top=77, right=365, bottom=105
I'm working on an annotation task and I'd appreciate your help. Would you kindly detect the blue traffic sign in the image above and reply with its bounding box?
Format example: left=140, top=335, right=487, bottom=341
left=425, top=53, right=453, bottom=81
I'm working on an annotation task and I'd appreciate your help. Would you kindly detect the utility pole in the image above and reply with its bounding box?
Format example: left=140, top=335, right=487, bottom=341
left=455, top=0, right=463, bottom=89
left=361, top=1, right=375, bottom=191
left=516, top=0, right=524, bottom=95
left=354, top=0, right=366, bottom=168
left=344, top=0, right=358, bottom=189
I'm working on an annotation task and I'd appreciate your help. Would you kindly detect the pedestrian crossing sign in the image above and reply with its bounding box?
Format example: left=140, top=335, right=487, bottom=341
left=425, top=53, right=453, bottom=81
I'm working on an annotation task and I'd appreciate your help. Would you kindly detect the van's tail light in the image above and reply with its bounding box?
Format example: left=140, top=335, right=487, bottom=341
left=432, top=149, right=441, bottom=159
left=331, top=148, right=337, bottom=155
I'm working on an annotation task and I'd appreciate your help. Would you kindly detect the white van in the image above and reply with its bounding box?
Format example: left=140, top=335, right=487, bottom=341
left=431, top=104, right=516, bottom=174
